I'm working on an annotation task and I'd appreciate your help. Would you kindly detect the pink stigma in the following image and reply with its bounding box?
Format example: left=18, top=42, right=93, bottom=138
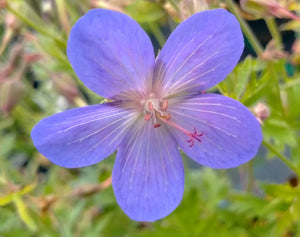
left=159, top=116, right=203, bottom=147
left=186, top=129, right=203, bottom=147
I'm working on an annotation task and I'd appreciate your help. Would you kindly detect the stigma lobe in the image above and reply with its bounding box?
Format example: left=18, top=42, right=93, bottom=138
left=159, top=116, right=203, bottom=147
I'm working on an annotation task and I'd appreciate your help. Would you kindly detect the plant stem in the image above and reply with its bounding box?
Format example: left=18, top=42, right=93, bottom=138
left=148, top=23, right=166, bottom=49
left=246, top=160, right=254, bottom=192
left=6, top=4, right=66, bottom=48
left=226, top=0, right=264, bottom=56
left=267, top=62, right=285, bottom=115
left=262, top=140, right=300, bottom=177
left=169, top=0, right=180, bottom=15
left=265, top=17, right=282, bottom=49
left=280, top=77, right=300, bottom=89
left=55, top=0, right=71, bottom=34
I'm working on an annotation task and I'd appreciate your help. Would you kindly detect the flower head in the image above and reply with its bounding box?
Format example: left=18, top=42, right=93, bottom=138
left=31, top=8, right=262, bottom=221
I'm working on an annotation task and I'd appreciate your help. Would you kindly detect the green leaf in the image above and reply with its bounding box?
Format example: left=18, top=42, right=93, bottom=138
left=263, top=116, right=297, bottom=149
left=0, top=183, right=36, bottom=206
left=13, top=196, right=37, bottom=231
left=218, top=57, right=265, bottom=102
left=242, top=69, right=272, bottom=106
left=0, top=193, right=14, bottom=206
left=234, top=56, right=254, bottom=99
left=126, top=1, right=166, bottom=23
left=262, top=183, right=300, bottom=201
left=0, top=133, right=15, bottom=157
left=19, top=183, right=36, bottom=196
left=229, top=193, right=269, bottom=218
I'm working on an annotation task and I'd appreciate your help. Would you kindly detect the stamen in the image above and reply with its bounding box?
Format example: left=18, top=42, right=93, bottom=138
left=148, top=102, right=154, bottom=111
left=144, top=113, right=151, bottom=121
left=162, top=99, right=168, bottom=110
left=157, top=111, right=170, bottom=120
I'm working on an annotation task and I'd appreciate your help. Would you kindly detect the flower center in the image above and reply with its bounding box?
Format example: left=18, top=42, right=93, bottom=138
left=142, top=92, right=203, bottom=147
left=143, top=92, right=170, bottom=128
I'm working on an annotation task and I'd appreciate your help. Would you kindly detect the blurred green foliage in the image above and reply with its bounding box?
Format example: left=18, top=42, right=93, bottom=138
left=1, top=0, right=300, bottom=236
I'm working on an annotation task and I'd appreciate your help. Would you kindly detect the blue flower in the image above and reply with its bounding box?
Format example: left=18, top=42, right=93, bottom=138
left=31, top=8, right=262, bottom=221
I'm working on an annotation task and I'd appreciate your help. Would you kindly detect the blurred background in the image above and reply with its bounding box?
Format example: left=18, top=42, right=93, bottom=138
left=1, top=0, right=300, bottom=236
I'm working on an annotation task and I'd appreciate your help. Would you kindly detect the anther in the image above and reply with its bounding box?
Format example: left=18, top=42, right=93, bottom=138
left=162, top=99, right=168, bottom=110
left=144, top=113, right=151, bottom=121
left=142, top=94, right=171, bottom=129
left=159, top=113, right=170, bottom=120
left=148, top=101, right=154, bottom=111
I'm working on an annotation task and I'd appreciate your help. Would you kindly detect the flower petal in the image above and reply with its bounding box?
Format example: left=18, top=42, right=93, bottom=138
left=153, top=9, right=244, bottom=97
left=67, top=9, right=155, bottom=99
left=31, top=103, right=138, bottom=168
left=167, top=94, right=262, bottom=169
left=112, top=120, right=184, bottom=221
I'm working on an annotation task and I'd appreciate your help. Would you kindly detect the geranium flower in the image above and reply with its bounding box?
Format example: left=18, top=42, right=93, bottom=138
left=31, top=8, right=262, bottom=221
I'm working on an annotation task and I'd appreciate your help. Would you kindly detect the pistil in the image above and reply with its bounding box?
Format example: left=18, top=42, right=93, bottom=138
left=158, top=116, right=203, bottom=147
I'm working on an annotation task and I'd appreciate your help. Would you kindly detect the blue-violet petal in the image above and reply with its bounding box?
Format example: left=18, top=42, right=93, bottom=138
left=167, top=93, right=262, bottom=168
left=154, top=9, right=244, bottom=97
left=31, top=103, right=138, bottom=168
left=67, top=9, right=155, bottom=99
left=113, top=119, right=184, bottom=221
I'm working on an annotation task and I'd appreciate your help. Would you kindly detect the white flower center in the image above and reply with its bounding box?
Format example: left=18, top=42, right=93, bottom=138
left=142, top=92, right=169, bottom=127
